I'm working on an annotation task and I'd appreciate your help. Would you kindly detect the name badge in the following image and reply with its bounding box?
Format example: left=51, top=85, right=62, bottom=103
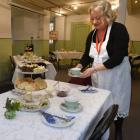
left=94, top=56, right=103, bottom=64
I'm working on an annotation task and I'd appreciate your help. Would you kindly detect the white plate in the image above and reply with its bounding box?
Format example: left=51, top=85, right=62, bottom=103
left=60, top=103, right=83, bottom=113
left=68, top=71, right=83, bottom=77
left=42, top=115, right=75, bottom=128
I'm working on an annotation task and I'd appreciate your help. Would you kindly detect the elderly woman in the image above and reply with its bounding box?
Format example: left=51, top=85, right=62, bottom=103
left=76, top=0, right=131, bottom=139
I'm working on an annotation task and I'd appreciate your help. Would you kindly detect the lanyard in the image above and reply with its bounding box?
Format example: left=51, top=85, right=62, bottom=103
left=96, top=30, right=106, bottom=55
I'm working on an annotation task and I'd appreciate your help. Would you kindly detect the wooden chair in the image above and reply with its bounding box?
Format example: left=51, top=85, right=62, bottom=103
left=84, top=104, right=119, bottom=140
left=0, top=81, right=14, bottom=94
left=130, top=55, right=140, bottom=78
left=10, top=56, right=16, bottom=70
left=48, top=52, right=59, bottom=70
left=70, top=59, right=80, bottom=67
left=9, top=56, right=16, bottom=81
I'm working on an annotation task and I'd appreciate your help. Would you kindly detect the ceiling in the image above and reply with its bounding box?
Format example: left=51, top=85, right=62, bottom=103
left=10, top=0, right=140, bottom=16
left=127, top=0, right=140, bottom=14
left=10, top=0, right=119, bottom=16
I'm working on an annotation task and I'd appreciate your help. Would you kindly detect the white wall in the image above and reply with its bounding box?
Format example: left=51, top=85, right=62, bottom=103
left=0, top=0, right=11, bottom=38
left=43, top=10, right=50, bottom=40
left=55, top=15, right=90, bottom=41
left=125, top=12, right=140, bottom=41
left=12, top=14, right=44, bottom=40
left=55, top=16, right=65, bottom=40
left=117, top=0, right=127, bottom=24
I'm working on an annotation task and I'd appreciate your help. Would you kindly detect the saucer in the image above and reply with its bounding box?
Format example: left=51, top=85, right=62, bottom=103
left=60, top=103, right=83, bottom=113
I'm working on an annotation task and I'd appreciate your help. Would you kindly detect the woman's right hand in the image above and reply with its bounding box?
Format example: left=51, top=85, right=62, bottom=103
left=80, top=68, right=95, bottom=78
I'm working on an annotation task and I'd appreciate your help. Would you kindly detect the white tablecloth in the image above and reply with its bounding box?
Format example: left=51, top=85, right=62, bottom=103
left=0, top=80, right=113, bottom=140
left=12, top=56, right=57, bottom=83
left=53, top=51, right=83, bottom=61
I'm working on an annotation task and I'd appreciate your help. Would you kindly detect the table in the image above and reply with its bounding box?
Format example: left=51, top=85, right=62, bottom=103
left=12, top=55, right=57, bottom=83
left=53, top=51, right=83, bottom=61
left=0, top=80, right=113, bottom=140
left=53, top=51, right=83, bottom=69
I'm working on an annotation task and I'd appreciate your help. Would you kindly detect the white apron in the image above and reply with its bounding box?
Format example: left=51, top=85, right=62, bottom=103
left=89, top=24, right=131, bottom=118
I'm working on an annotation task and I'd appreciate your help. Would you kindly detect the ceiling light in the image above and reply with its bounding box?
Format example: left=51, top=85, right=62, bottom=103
left=73, top=6, right=78, bottom=10
left=55, top=8, right=62, bottom=16
left=55, top=13, right=62, bottom=16
left=134, top=0, right=138, bottom=4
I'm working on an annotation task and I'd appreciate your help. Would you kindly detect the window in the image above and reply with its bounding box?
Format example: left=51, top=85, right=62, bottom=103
left=49, top=22, right=54, bottom=44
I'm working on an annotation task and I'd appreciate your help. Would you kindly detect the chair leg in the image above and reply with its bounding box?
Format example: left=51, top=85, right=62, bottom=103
left=114, top=117, right=124, bottom=140
left=57, top=60, right=60, bottom=71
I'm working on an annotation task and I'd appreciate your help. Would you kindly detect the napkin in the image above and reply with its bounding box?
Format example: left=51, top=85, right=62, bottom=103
left=40, top=111, right=75, bottom=124
left=79, top=86, right=97, bottom=93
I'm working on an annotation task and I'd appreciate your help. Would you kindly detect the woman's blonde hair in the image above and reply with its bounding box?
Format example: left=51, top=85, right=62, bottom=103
left=89, top=0, right=117, bottom=23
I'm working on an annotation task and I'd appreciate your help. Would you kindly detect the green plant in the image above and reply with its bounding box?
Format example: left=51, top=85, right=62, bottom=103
left=4, top=98, right=20, bottom=119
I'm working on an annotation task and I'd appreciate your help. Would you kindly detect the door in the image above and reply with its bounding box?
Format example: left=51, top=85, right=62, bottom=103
left=71, top=22, right=91, bottom=51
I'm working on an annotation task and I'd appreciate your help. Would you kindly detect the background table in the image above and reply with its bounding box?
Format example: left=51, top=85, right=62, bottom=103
left=12, top=55, right=57, bottom=83
left=53, top=51, right=83, bottom=61
left=0, top=80, right=113, bottom=140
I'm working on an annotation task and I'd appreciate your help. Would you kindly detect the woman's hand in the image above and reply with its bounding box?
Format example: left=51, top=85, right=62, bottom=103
left=75, top=63, right=83, bottom=69
left=80, top=68, right=95, bottom=78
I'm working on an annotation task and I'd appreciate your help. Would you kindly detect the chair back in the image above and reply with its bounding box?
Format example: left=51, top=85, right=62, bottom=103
left=48, top=52, right=59, bottom=70
left=10, top=56, right=16, bottom=70
left=9, top=56, right=16, bottom=81
left=0, top=82, right=14, bottom=94
left=85, top=104, right=118, bottom=140
left=48, top=52, right=57, bottom=62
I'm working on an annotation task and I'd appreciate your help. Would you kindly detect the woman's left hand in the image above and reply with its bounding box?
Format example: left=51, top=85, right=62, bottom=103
left=80, top=68, right=95, bottom=78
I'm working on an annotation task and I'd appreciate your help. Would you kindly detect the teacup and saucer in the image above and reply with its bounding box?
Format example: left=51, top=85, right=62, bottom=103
left=68, top=68, right=81, bottom=77
left=60, top=96, right=83, bottom=113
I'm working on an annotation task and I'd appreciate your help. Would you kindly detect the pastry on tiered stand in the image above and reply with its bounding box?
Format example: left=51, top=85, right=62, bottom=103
left=19, top=64, right=46, bottom=73
left=15, top=77, right=47, bottom=91
left=23, top=53, right=42, bottom=63
left=19, top=64, right=38, bottom=72
left=18, top=92, right=49, bottom=111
